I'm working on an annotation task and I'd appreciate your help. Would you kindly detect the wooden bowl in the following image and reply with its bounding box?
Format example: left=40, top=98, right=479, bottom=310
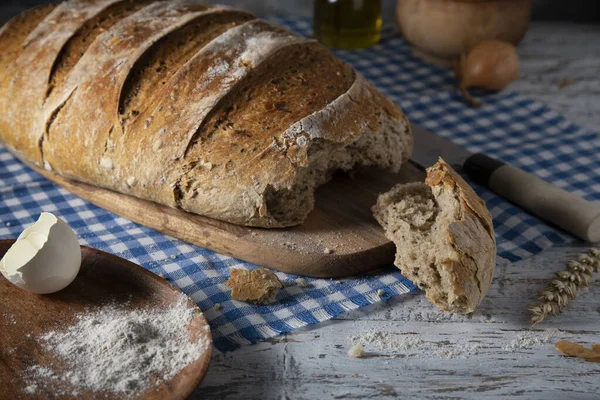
left=396, top=0, right=531, bottom=64
left=0, top=240, right=212, bottom=400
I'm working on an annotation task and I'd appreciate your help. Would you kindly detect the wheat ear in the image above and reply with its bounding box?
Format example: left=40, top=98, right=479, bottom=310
left=529, top=249, right=600, bottom=326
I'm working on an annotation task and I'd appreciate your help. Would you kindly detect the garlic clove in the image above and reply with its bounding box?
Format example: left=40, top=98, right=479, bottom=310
left=0, top=212, right=82, bottom=294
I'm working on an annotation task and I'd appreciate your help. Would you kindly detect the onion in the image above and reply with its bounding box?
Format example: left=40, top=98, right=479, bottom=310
left=455, top=40, right=520, bottom=107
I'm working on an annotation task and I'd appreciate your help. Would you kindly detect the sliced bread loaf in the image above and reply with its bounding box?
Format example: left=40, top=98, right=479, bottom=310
left=373, top=159, right=496, bottom=313
left=0, top=1, right=412, bottom=228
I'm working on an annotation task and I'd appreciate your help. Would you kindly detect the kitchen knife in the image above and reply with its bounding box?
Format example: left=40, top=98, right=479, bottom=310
left=410, top=124, right=600, bottom=243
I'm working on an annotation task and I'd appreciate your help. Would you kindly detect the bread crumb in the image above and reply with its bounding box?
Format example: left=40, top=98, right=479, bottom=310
left=5, top=222, right=11, bottom=227
left=377, top=289, right=386, bottom=297
left=335, top=280, right=342, bottom=284
left=296, top=278, right=308, bottom=287
left=324, top=247, right=334, bottom=254
left=214, top=304, right=223, bottom=311
left=126, top=176, right=137, bottom=187
left=348, top=344, right=365, bottom=358
left=352, top=372, right=358, bottom=377
left=557, top=77, right=573, bottom=88
left=99, top=157, right=113, bottom=170
left=226, top=268, right=283, bottom=304
left=170, top=255, right=177, bottom=259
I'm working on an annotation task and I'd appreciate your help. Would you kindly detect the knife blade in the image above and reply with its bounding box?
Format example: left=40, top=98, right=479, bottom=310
left=410, top=124, right=600, bottom=243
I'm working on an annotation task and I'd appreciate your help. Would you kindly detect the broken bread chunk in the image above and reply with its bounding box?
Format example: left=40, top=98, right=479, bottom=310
left=373, top=158, right=496, bottom=314
left=226, top=268, right=284, bottom=304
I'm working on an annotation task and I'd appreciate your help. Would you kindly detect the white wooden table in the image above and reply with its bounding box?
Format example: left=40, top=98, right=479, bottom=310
left=193, top=22, right=600, bottom=399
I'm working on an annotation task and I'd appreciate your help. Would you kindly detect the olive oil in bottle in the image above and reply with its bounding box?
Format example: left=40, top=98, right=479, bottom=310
left=314, top=0, right=382, bottom=49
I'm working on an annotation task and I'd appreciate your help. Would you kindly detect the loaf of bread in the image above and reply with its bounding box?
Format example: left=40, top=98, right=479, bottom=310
left=0, top=0, right=412, bottom=227
left=373, top=159, right=496, bottom=313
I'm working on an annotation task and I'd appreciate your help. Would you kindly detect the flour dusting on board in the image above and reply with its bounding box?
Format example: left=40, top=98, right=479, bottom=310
left=25, top=294, right=210, bottom=396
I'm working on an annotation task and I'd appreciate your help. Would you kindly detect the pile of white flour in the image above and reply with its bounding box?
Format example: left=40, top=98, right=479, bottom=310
left=26, top=295, right=210, bottom=396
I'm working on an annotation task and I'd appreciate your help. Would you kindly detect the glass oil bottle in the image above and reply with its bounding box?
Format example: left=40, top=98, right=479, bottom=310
left=314, top=0, right=382, bottom=49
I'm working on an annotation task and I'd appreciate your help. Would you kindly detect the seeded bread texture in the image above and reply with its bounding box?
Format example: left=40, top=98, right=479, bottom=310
left=0, top=0, right=412, bottom=228
left=373, top=159, right=496, bottom=313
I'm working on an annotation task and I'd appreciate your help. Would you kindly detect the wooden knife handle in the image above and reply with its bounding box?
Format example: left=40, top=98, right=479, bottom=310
left=464, top=153, right=600, bottom=243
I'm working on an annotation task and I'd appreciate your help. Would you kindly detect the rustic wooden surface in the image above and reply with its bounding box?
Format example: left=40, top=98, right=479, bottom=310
left=191, top=22, right=600, bottom=399
left=0, top=240, right=212, bottom=400
left=19, top=155, right=423, bottom=278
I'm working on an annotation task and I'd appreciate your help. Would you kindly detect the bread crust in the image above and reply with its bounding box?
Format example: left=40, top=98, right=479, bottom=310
left=0, top=1, right=412, bottom=227
left=426, top=158, right=496, bottom=312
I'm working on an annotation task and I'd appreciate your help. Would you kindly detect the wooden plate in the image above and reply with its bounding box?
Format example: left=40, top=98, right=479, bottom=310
left=0, top=240, right=212, bottom=400
left=15, top=153, right=424, bottom=277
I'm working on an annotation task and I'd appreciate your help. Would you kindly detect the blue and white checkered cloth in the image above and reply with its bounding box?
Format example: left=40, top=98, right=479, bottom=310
left=1, top=17, right=599, bottom=351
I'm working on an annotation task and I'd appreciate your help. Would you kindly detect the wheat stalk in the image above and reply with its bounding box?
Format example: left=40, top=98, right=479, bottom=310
left=529, top=249, right=600, bottom=326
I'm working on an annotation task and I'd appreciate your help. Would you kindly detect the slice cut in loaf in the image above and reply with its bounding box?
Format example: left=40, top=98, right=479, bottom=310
left=373, top=159, right=496, bottom=313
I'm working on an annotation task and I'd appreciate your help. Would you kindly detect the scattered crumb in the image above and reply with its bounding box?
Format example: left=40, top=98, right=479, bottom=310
left=377, top=289, right=386, bottom=297
left=352, top=372, right=358, bottom=377
left=335, top=280, right=342, bottom=284
left=6, top=222, right=12, bottom=227
left=158, top=274, right=166, bottom=279
left=348, top=344, right=365, bottom=358
left=250, top=231, right=258, bottom=237
left=226, top=268, right=283, bottom=304
left=214, top=304, right=223, bottom=312
left=555, top=340, right=600, bottom=362
left=324, top=247, right=334, bottom=255
left=3, top=313, right=16, bottom=325
left=353, top=331, right=423, bottom=352
left=502, top=329, right=559, bottom=351
left=295, top=278, right=308, bottom=287
left=350, top=328, right=563, bottom=360
left=24, top=384, right=37, bottom=394
left=435, top=343, right=481, bottom=359
left=557, top=77, right=573, bottom=88
left=170, top=255, right=177, bottom=259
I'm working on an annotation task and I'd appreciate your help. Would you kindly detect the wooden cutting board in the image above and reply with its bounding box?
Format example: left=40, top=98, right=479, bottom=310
left=19, top=156, right=424, bottom=277
left=0, top=240, right=212, bottom=400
